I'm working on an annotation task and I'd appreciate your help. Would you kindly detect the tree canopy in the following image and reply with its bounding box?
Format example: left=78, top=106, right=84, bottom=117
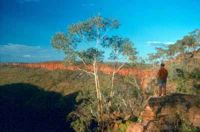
left=148, top=29, right=200, bottom=63
left=52, top=15, right=136, bottom=64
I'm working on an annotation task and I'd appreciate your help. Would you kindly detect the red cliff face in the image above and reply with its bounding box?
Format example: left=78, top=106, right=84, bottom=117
left=12, top=62, right=156, bottom=89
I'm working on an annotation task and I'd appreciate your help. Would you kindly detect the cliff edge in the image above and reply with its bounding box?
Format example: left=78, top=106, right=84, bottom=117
left=127, top=93, right=200, bottom=131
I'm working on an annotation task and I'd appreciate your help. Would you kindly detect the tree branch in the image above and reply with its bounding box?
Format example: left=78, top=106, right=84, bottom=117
left=115, top=63, right=125, bottom=73
left=77, top=55, right=87, bottom=66
left=77, top=67, right=94, bottom=75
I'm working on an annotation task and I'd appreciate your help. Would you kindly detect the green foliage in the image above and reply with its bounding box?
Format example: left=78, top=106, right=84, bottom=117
left=70, top=119, right=86, bottom=132
left=118, top=121, right=132, bottom=132
left=52, top=15, right=137, bottom=67
left=176, top=78, right=187, bottom=93
left=137, top=117, right=143, bottom=123
left=148, top=29, right=200, bottom=95
left=148, top=53, right=159, bottom=63
left=1, top=65, right=144, bottom=131
left=52, top=15, right=120, bottom=64
left=78, top=48, right=104, bottom=63
left=148, top=29, right=200, bottom=63
left=67, top=74, right=144, bottom=131
left=0, top=65, right=91, bottom=94
left=181, top=35, right=197, bottom=51
left=180, top=122, right=199, bottom=132
left=68, top=88, right=97, bottom=131
left=190, top=68, right=200, bottom=79
left=174, top=67, right=200, bottom=94
left=51, top=15, right=138, bottom=131
left=102, top=36, right=137, bottom=62
left=68, top=15, right=120, bottom=39
left=122, top=40, right=137, bottom=62
left=51, top=32, right=73, bottom=50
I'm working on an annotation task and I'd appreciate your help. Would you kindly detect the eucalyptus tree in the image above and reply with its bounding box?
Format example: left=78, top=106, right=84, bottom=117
left=166, top=42, right=180, bottom=59
left=190, top=29, right=200, bottom=51
left=148, top=53, right=159, bottom=66
left=155, top=47, right=168, bottom=61
left=171, top=31, right=199, bottom=58
left=147, top=46, right=167, bottom=65
left=52, top=15, right=120, bottom=124
left=149, top=32, right=198, bottom=63
left=181, top=35, right=197, bottom=53
left=51, top=16, right=138, bottom=127
left=170, top=35, right=197, bottom=70
left=102, top=36, right=137, bottom=105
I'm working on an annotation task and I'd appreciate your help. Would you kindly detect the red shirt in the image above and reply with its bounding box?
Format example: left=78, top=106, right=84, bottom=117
left=158, top=67, right=168, bottom=80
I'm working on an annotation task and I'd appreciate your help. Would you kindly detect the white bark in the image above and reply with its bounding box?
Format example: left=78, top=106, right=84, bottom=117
left=110, top=63, right=125, bottom=98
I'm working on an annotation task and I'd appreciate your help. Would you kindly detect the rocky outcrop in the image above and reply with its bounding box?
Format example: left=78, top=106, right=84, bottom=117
left=126, top=123, right=144, bottom=132
left=127, top=94, right=200, bottom=131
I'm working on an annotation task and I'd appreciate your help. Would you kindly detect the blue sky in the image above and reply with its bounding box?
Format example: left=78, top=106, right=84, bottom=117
left=0, top=0, right=200, bottom=62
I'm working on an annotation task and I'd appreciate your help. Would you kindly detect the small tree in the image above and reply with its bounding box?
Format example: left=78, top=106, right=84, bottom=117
left=102, top=36, right=137, bottom=106
left=149, top=29, right=200, bottom=65
left=166, top=43, right=180, bottom=59
left=51, top=15, right=137, bottom=129
left=190, top=29, right=200, bottom=51
left=148, top=53, right=159, bottom=66
left=52, top=15, right=120, bottom=125
left=147, top=47, right=167, bottom=65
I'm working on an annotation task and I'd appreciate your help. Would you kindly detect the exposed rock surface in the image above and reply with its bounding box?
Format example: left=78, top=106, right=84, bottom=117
left=126, top=123, right=144, bottom=132
left=127, top=94, right=200, bottom=132
left=7, top=62, right=156, bottom=89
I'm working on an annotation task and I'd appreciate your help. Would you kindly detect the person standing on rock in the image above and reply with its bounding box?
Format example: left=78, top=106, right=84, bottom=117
left=157, top=63, right=168, bottom=96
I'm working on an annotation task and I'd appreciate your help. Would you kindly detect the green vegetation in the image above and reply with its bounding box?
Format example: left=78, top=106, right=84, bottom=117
left=0, top=65, right=89, bottom=94
left=0, top=64, right=144, bottom=131
left=51, top=15, right=139, bottom=131
left=0, top=16, right=199, bottom=132
left=148, top=29, right=200, bottom=95
left=175, top=112, right=199, bottom=132
left=181, top=122, right=199, bottom=132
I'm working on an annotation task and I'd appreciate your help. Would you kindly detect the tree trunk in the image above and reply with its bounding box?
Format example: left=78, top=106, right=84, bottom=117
left=93, top=59, right=103, bottom=126
left=110, top=71, right=115, bottom=98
